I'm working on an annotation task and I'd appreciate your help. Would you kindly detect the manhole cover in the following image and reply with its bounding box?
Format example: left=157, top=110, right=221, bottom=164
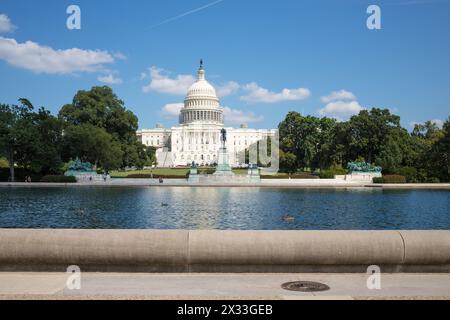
left=281, top=281, right=330, bottom=292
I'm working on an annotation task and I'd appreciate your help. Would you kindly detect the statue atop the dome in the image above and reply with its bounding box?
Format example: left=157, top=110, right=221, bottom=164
left=221, top=128, right=227, bottom=144
left=200, top=59, right=204, bottom=69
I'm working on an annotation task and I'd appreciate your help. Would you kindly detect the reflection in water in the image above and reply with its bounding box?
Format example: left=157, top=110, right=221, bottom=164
left=0, top=187, right=449, bottom=230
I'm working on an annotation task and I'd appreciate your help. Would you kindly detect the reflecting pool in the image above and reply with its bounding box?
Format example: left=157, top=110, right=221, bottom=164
left=0, top=187, right=449, bottom=230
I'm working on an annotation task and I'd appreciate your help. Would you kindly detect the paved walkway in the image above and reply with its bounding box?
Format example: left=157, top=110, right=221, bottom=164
left=0, top=273, right=449, bottom=300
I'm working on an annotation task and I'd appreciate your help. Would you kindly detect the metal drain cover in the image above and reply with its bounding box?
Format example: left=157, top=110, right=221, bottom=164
left=281, top=281, right=330, bottom=292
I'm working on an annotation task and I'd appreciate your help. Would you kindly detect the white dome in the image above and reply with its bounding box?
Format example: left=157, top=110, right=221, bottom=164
left=179, top=61, right=224, bottom=125
left=185, top=66, right=218, bottom=99
left=186, top=79, right=217, bottom=99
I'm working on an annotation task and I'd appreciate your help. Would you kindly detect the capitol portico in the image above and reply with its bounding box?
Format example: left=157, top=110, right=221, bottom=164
left=137, top=61, right=276, bottom=167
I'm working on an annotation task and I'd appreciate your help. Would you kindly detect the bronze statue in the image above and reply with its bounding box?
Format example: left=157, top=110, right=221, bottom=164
left=221, top=128, right=227, bottom=143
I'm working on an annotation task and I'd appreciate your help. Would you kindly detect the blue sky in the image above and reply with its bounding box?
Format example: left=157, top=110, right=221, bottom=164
left=0, top=0, right=449, bottom=130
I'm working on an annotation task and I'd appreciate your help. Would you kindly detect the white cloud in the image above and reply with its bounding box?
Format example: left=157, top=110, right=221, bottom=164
left=98, top=74, right=123, bottom=85
left=113, top=52, right=127, bottom=60
left=241, top=82, right=310, bottom=103
left=319, top=100, right=364, bottom=120
left=141, top=66, right=242, bottom=97
left=432, top=119, right=444, bottom=129
left=215, top=81, right=240, bottom=97
left=410, top=119, right=445, bottom=129
left=321, top=90, right=356, bottom=103
left=223, top=107, right=263, bottom=125
left=161, top=103, right=184, bottom=119
left=142, top=67, right=195, bottom=95
left=318, top=89, right=365, bottom=120
left=0, top=37, right=115, bottom=74
left=0, top=14, right=16, bottom=33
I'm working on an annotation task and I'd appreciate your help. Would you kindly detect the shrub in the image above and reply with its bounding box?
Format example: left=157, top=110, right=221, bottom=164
left=373, top=175, right=407, bottom=184
left=126, top=174, right=183, bottom=179
left=126, top=174, right=152, bottom=179
left=198, top=168, right=216, bottom=175
left=40, top=175, right=77, bottom=183
left=261, top=173, right=319, bottom=179
left=0, top=158, right=9, bottom=168
left=319, top=167, right=347, bottom=179
left=395, top=167, right=418, bottom=183
left=383, top=175, right=407, bottom=183
left=319, top=170, right=335, bottom=179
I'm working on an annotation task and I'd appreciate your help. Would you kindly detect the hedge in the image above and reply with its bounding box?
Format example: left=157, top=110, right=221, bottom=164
left=261, top=173, right=319, bottom=179
left=373, top=175, right=407, bottom=184
left=126, top=174, right=184, bottom=179
left=0, top=168, right=42, bottom=182
left=40, top=175, right=77, bottom=183
left=319, top=167, right=347, bottom=179
left=395, top=167, right=418, bottom=183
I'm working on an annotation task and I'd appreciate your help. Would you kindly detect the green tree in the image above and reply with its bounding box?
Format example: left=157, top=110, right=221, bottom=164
left=0, top=100, right=62, bottom=179
left=311, top=117, right=337, bottom=170
left=427, top=118, right=450, bottom=182
left=59, top=86, right=141, bottom=168
left=144, top=146, right=157, bottom=167
left=346, top=108, right=402, bottom=164
left=279, top=112, right=314, bottom=170
left=279, top=150, right=297, bottom=173
left=21, top=108, right=64, bottom=174
left=0, top=102, right=33, bottom=181
left=279, top=112, right=337, bottom=171
left=62, top=124, right=123, bottom=171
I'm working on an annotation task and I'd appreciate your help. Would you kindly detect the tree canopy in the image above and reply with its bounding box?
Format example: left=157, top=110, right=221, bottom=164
left=59, top=86, right=148, bottom=170
left=278, top=109, right=449, bottom=182
left=0, top=102, right=63, bottom=180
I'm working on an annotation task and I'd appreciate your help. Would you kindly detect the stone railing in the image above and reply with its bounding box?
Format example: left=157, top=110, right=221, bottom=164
left=0, top=229, right=449, bottom=272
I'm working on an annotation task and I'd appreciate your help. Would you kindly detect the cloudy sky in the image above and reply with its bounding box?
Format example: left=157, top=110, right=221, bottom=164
left=0, top=0, right=449, bottom=129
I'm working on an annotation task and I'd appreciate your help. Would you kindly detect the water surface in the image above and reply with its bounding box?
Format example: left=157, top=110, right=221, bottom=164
left=0, top=187, right=449, bottom=230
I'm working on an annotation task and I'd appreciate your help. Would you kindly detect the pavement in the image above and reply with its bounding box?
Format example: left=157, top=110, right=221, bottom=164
left=0, top=272, right=449, bottom=300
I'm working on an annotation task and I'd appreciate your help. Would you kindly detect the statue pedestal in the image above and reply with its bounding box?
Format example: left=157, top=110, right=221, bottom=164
left=344, top=172, right=382, bottom=182
left=188, top=167, right=199, bottom=183
left=64, top=171, right=105, bottom=182
left=247, top=164, right=261, bottom=182
left=214, top=147, right=234, bottom=177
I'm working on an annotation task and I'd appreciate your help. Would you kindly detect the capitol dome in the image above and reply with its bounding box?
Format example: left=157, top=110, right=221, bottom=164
left=180, top=60, right=224, bottom=125
left=186, top=69, right=217, bottom=99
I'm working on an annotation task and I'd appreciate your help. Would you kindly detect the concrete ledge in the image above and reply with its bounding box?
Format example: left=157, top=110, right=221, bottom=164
left=189, top=230, right=404, bottom=265
left=0, top=229, right=449, bottom=272
left=0, top=229, right=188, bottom=272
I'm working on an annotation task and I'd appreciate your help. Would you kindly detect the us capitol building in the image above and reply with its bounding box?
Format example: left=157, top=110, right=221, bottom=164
left=137, top=62, right=277, bottom=167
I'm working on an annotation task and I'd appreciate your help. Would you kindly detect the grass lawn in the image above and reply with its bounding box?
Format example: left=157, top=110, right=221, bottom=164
left=111, top=168, right=252, bottom=178
left=110, top=169, right=314, bottom=179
